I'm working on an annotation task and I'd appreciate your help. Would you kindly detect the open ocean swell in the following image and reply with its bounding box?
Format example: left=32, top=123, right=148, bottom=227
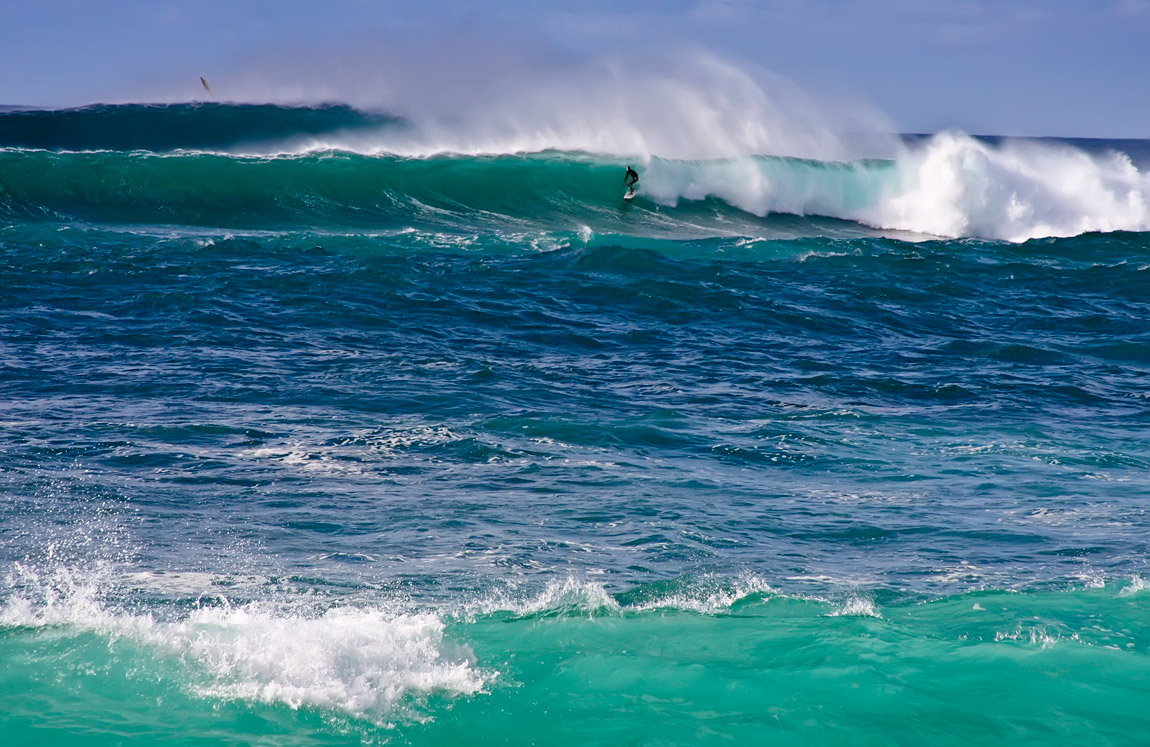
left=1, top=104, right=1148, bottom=745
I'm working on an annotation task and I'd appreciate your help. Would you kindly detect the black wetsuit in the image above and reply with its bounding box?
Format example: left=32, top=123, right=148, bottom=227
left=625, top=167, right=639, bottom=189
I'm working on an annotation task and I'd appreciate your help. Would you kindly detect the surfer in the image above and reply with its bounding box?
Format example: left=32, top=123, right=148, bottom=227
left=624, top=165, right=639, bottom=196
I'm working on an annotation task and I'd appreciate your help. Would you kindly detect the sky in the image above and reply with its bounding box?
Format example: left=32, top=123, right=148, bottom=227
left=1, top=0, right=1147, bottom=138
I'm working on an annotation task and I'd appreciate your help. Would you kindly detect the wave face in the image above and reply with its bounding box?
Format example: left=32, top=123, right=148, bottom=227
left=2, top=98, right=1150, bottom=744
left=2, top=104, right=1148, bottom=241
left=0, top=148, right=901, bottom=237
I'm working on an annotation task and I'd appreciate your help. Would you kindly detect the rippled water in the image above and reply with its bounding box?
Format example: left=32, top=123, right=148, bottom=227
left=2, top=110, right=1148, bottom=743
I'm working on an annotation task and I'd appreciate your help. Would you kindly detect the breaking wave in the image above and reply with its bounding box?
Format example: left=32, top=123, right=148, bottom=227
left=1, top=102, right=1147, bottom=242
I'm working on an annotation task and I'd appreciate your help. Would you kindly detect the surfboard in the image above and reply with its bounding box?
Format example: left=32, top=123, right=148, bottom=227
left=624, top=190, right=636, bottom=201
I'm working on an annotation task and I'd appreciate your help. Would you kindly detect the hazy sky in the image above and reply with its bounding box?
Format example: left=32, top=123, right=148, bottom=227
left=2, top=0, right=1147, bottom=137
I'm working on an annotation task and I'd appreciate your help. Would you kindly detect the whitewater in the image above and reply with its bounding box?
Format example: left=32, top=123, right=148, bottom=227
left=1, top=61, right=1149, bottom=745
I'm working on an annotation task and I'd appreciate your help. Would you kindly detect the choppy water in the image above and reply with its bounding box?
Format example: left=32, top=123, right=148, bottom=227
left=1, top=103, right=1148, bottom=745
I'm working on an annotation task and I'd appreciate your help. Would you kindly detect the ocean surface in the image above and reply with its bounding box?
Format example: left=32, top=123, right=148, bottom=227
left=1, top=102, right=1148, bottom=745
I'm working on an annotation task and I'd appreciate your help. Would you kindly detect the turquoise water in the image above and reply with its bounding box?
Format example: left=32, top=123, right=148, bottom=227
left=1, top=104, right=1148, bottom=745
left=4, top=588, right=1148, bottom=745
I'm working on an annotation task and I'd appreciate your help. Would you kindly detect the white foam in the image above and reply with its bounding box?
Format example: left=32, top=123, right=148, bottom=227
left=247, top=445, right=365, bottom=475
left=630, top=574, right=775, bottom=614
left=628, top=135, right=1150, bottom=242
left=162, top=603, right=486, bottom=722
left=928, top=561, right=985, bottom=585
left=827, top=593, right=882, bottom=618
left=120, top=571, right=268, bottom=596
left=466, top=573, right=779, bottom=619
left=1, top=565, right=490, bottom=725
left=240, top=424, right=471, bottom=475
left=867, top=133, right=1150, bottom=241
left=993, top=625, right=1068, bottom=649
left=511, top=578, right=620, bottom=617
left=1119, top=575, right=1148, bottom=596
left=1, top=563, right=112, bottom=629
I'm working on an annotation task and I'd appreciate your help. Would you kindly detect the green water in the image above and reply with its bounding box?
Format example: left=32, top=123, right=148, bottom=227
left=3, top=587, right=1146, bottom=745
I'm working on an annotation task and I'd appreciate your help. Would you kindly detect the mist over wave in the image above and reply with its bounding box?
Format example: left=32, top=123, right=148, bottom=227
left=202, top=48, right=861, bottom=161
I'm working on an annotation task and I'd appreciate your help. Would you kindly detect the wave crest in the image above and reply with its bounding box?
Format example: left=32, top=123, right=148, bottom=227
left=1, top=131, right=1147, bottom=242
left=871, top=133, right=1150, bottom=241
